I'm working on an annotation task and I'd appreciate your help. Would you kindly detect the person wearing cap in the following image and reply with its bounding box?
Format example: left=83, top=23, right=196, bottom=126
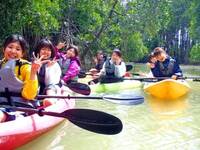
left=98, top=49, right=126, bottom=83
left=150, top=47, right=182, bottom=79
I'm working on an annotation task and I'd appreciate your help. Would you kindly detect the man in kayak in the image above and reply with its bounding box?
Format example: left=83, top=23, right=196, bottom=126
left=150, top=47, right=182, bottom=79
left=89, top=49, right=126, bottom=84
left=0, top=34, right=44, bottom=122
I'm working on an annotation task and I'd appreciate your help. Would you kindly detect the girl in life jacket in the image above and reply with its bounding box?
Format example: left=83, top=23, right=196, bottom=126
left=33, top=39, right=62, bottom=106
left=0, top=34, right=44, bottom=122
left=99, top=49, right=126, bottom=83
left=151, top=47, right=183, bottom=79
left=56, top=45, right=81, bottom=85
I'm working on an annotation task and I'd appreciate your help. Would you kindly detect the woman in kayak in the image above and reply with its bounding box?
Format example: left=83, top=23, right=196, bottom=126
left=56, top=44, right=81, bottom=84
left=90, top=49, right=126, bottom=84
left=150, top=47, right=182, bottom=79
left=33, top=39, right=62, bottom=106
left=0, top=34, right=44, bottom=122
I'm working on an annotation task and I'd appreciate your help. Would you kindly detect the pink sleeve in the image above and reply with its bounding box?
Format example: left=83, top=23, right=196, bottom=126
left=55, top=47, right=65, bottom=59
left=62, top=61, right=80, bottom=82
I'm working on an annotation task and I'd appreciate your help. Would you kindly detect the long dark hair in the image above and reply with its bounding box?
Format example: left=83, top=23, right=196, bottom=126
left=3, top=34, right=29, bottom=59
left=34, top=39, right=55, bottom=59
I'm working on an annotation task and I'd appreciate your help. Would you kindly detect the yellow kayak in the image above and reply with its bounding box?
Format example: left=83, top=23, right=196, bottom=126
left=144, top=79, right=191, bottom=99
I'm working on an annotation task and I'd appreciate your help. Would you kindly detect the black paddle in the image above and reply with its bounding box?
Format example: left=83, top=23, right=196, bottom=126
left=65, top=82, right=91, bottom=95
left=123, top=76, right=200, bottom=82
left=78, top=64, right=133, bottom=78
left=36, top=94, right=144, bottom=105
left=3, top=106, right=123, bottom=135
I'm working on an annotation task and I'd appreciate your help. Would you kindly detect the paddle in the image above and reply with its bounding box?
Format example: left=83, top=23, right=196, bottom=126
left=36, top=94, right=144, bottom=105
left=78, top=64, right=133, bottom=78
left=123, top=76, right=200, bottom=82
left=3, top=106, right=123, bottom=135
left=64, top=82, right=91, bottom=95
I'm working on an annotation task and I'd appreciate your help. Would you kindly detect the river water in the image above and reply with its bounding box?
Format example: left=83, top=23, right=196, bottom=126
left=18, top=64, right=200, bottom=150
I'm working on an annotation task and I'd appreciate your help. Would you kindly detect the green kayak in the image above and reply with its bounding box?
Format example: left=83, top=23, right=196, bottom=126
left=90, top=80, right=142, bottom=93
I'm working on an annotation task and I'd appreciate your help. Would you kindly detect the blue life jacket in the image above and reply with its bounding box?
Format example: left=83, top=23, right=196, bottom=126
left=158, top=57, right=175, bottom=76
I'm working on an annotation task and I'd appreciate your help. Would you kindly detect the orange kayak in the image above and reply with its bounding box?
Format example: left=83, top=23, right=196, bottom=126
left=0, top=98, right=75, bottom=150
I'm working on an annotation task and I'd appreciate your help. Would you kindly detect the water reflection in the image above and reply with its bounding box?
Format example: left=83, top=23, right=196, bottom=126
left=17, top=64, right=200, bottom=150
left=146, top=95, right=189, bottom=120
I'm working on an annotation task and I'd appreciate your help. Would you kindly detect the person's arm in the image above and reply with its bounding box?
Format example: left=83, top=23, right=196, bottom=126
left=99, top=62, right=106, bottom=76
left=19, top=64, right=38, bottom=100
left=62, top=61, right=80, bottom=82
left=172, top=61, right=183, bottom=78
left=114, top=62, right=126, bottom=77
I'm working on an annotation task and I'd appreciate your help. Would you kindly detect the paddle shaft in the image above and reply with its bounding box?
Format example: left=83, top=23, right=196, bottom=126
left=36, top=94, right=144, bottom=105
left=124, top=76, right=200, bottom=81
left=36, top=95, right=143, bottom=101
left=37, top=95, right=103, bottom=100
left=5, top=106, right=62, bottom=117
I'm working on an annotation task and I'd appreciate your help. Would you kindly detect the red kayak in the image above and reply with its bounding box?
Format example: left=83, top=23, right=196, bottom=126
left=0, top=98, right=75, bottom=150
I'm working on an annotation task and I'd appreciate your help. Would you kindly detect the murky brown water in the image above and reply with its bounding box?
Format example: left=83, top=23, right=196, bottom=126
left=18, top=64, right=200, bottom=150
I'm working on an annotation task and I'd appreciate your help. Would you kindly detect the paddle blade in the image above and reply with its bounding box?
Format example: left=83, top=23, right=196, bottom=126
left=63, top=108, right=123, bottom=135
left=67, top=82, right=91, bottom=95
left=103, top=94, right=144, bottom=105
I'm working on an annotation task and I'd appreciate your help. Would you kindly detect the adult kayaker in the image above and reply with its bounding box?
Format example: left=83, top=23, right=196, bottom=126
left=33, top=39, right=62, bottom=106
left=150, top=47, right=182, bottom=79
left=0, top=34, right=44, bottom=122
left=56, top=45, right=81, bottom=85
left=89, top=49, right=126, bottom=84
left=89, top=50, right=107, bottom=75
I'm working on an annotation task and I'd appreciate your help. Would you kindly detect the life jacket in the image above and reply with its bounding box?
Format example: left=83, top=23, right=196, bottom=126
left=58, top=58, right=79, bottom=82
left=158, top=57, right=175, bottom=76
left=58, top=58, right=71, bottom=77
left=37, top=63, right=47, bottom=94
left=104, top=58, right=116, bottom=77
left=0, top=59, right=36, bottom=108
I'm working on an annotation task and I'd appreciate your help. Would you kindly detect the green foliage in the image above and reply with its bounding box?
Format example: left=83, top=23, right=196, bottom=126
left=29, top=0, right=60, bottom=34
left=0, top=0, right=200, bottom=64
left=121, top=32, right=148, bottom=61
left=189, top=0, right=200, bottom=40
left=190, top=44, right=200, bottom=63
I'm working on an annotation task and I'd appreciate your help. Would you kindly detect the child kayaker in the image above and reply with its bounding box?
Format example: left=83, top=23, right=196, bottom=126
left=150, top=47, right=182, bottom=79
left=56, top=45, right=81, bottom=85
left=33, top=39, right=62, bottom=106
left=0, top=34, right=44, bottom=122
